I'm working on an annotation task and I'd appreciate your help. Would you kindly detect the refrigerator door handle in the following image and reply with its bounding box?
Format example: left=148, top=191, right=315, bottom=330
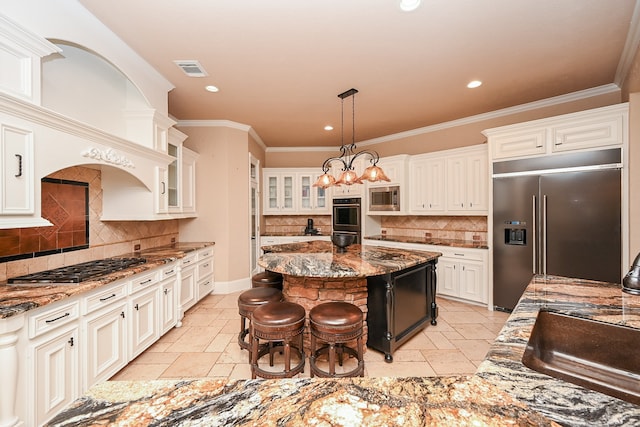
left=542, top=194, right=548, bottom=275
left=532, top=195, right=537, bottom=274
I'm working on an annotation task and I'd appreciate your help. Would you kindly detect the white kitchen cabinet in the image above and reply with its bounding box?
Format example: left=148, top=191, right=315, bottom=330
left=181, top=146, right=198, bottom=214
left=409, top=155, right=446, bottom=213
left=160, top=263, right=179, bottom=335
left=129, top=285, right=160, bottom=359
left=179, top=253, right=198, bottom=315
left=196, top=247, right=215, bottom=301
left=264, top=171, right=296, bottom=214
left=446, top=148, right=488, bottom=214
left=485, top=103, right=628, bottom=160
left=28, top=322, right=79, bottom=427
left=298, top=172, right=330, bottom=214
left=436, top=249, right=487, bottom=304
left=83, top=301, right=127, bottom=390
left=155, top=165, right=169, bottom=214
left=367, top=155, right=409, bottom=188
left=1, top=123, right=34, bottom=215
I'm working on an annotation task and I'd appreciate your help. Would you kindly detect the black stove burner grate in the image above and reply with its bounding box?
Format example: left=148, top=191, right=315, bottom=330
left=8, top=258, right=147, bottom=284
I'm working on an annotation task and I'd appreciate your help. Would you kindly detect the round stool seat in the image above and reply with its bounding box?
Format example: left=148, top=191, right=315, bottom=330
left=309, top=302, right=364, bottom=378
left=251, top=271, right=283, bottom=290
left=310, top=302, right=363, bottom=331
left=237, top=288, right=283, bottom=355
left=253, top=301, right=306, bottom=329
left=251, top=301, right=306, bottom=379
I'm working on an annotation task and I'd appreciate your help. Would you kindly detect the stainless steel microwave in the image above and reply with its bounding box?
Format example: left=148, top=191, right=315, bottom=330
left=369, top=186, right=400, bottom=211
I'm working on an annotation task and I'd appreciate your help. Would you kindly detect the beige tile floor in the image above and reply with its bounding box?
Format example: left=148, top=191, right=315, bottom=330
left=112, top=292, right=510, bottom=381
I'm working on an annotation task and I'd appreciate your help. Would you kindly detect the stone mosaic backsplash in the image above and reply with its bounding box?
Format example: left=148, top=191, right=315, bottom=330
left=0, top=166, right=179, bottom=283
left=380, top=216, right=487, bottom=242
left=263, top=215, right=332, bottom=235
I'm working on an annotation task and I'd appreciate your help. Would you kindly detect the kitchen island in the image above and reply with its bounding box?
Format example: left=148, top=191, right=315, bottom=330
left=258, top=240, right=442, bottom=360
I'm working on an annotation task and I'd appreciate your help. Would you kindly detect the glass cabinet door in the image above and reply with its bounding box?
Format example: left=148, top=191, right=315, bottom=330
left=268, top=176, right=278, bottom=209
left=283, top=176, right=293, bottom=209
left=300, top=175, right=311, bottom=209
left=167, top=143, right=179, bottom=208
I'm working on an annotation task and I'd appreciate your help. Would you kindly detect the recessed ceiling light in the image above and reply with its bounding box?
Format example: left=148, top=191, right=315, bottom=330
left=399, top=0, right=421, bottom=12
left=467, top=80, right=482, bottom=89
left=205, top=85, right=219, bottom=92
left=324, top=125, right=334, bottom=131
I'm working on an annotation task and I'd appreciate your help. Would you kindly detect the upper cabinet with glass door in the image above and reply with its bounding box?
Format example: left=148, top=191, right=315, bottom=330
left=298, top=172, right=330, bottom=214
left=263, top=168, right=331, bottom=215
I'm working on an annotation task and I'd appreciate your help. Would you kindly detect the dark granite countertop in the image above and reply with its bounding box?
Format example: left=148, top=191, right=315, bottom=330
left=364, top=234, right=488, bottom=249
left=258, top=240, right=441, bottom=278
left=47, top=274, right=640, bottom=426
left=0, top=242, right=214, bottom=319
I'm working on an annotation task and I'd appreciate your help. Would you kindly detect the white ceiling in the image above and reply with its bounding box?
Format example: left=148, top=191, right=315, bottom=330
left=79, top=0, right=639, bottom=148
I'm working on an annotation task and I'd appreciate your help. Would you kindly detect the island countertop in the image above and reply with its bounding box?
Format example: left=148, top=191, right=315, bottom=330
left=258, top=240, right=441, bottom=278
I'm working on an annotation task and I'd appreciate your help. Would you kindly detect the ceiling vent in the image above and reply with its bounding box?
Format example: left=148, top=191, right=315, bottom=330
left=173, top=60, right=208, bottom=77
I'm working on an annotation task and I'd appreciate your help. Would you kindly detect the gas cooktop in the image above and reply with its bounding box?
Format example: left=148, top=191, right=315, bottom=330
left=7, top=257, right=147, bottom=285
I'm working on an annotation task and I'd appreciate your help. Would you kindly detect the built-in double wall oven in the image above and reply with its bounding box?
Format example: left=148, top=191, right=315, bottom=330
left=332, top=197, right=361, bottom=243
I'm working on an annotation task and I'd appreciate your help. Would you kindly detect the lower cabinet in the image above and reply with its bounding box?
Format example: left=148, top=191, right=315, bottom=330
left=29, top=324, right=79, bottom=427
left=437, top=250, right=487, bottom=304
left=129, top=285, right=160, bottom=359
left=83, top=301, right=127, bottom=390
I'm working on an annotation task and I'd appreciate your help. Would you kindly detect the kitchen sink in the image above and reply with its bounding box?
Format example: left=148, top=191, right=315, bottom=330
left=522, top=310, right=640, bottom=405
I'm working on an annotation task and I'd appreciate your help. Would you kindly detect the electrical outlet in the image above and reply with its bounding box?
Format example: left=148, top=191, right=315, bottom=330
left=134, top=244, right=141, bottom=251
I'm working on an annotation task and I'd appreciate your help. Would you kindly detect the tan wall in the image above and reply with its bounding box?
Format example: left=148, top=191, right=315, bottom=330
left=179, top=126, right=251, bottom=283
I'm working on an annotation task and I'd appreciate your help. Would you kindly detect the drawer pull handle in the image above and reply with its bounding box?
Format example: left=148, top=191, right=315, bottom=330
left=46, top=312, right=70, bottom=323
left=454, top=253, right=465, bottom=257
left=99, top=293, right=116, bottom=302
left=15, top=154, right=22, bottom=177
left=161, top=181, right=166, bottom=194
left=203, top=281, right=211, bottom=286
left=139, top=278, right=153, bottom=285
left=183, top=260, right=192, bottom=265
left=202, top=263, right=209, bottom=268
left=165, top=269, right=175, bottom=275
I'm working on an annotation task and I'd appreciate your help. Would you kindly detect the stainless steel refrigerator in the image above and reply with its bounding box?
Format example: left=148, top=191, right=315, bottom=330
left=492, top=149, right=622, bottom=311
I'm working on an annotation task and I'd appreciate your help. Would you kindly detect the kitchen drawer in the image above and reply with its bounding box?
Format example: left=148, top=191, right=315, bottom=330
left=29, top=300, right=80, bottom=339
left=198, top=247, right=213, bottom=261
left=83, top=281, right=128, bottom=315
left=162, top=262, right=178, bottom=280
left=181, top=253, right=197, bottom=269
left=129, top=269, right=161, bottom=294
left=197, top=276, right=214, bottom=300
left=198, top=258, right=214, bottom=279
left=440, top=248, right=486, bottom=262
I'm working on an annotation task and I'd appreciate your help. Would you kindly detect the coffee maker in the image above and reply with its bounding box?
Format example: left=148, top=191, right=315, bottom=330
left=304, top=218, right=319, bottom=235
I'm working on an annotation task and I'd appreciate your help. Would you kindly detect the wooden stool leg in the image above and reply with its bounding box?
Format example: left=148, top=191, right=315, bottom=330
left=329, top=343, right=336, bottom=376
left=357, top=335, right=364, bottom=377
left=284, top=341, right=291, bottom=373
left=310, top=332, right=316, bottom=378
left=251, top=333, right=258, bottom=379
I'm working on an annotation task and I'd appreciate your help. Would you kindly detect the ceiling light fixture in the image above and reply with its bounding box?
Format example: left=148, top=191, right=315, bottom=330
left=467, top=80, right=482, bottom=88
left=313, top=88, right=389, bottom=189
left=324, top=125, right=333, bottom=131
left=399, top=0, right=421, bottom=12
left=205, top=85, right=219, bottom=92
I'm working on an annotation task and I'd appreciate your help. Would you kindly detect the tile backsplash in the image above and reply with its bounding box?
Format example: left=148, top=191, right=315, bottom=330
left=264, top=215, right=332, bottom=235
left=0, top=166, right=179, bottom=282
left=380, top=216, right=487, bottom=241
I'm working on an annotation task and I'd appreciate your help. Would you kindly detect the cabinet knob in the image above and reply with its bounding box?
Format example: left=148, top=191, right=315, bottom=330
left=164, top=288, right=169, bottom=295
left=134, top=304, right=139, bottom=311
left=68, top=337, right=74, bottom=347
left=121, top=311, right=125, bottom=318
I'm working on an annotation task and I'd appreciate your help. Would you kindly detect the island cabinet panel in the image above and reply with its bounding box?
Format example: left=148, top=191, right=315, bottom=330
left=366, top=260, right=437, bottom=362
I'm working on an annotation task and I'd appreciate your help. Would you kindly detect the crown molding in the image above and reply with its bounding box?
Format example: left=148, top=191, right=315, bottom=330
left=266, top=83, right=621, bottom=153
left=176, top=119, right=267, bottom=150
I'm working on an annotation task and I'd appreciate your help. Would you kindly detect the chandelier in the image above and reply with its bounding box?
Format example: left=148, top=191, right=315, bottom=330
left=313, top=88, right=389, bottom=189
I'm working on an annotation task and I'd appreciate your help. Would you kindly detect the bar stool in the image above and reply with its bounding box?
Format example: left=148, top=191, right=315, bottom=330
left=250, top=301, right=306, bottom=379
left=237, top=287, right=283, bottom=361
left=251, top=271, right=283, bottom=290
left=309, top=301, right=365, bottom=378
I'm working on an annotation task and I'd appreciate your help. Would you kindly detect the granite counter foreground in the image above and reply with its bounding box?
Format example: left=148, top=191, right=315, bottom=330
left=46, top=376, right=558, bottom=427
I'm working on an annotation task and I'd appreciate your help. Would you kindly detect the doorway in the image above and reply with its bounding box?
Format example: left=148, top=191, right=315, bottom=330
left=249, top=155, right=261, bottom=276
